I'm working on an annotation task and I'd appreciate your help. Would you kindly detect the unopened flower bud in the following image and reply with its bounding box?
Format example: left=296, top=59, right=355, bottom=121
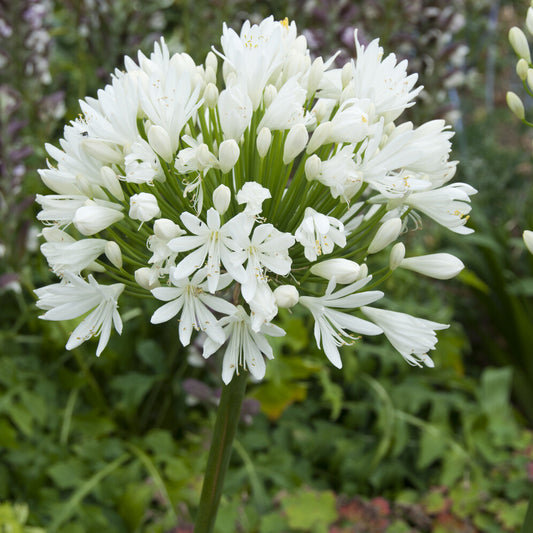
left=105, top=241, right=123, bottom=269
left=147, top=124, right=173, bottom=162
left=341, top=62, right=352, bottom=88
left=100, top=166, right=124, bottom=201
left=263, top=85, right=277, bottom=108
left=135, top=267, right=159, bottom=290
left=42, top=227, right=75, bottom=243
left=517, top=58, right=529, bottom=80
left=304, top=154, right=322, bottom=180
left=527, top=7, right=533, bottom=36
left=367, top=217, right=402, bottom=254
left=213, top=184, right=231, bottom=215
left=389, top=242, right=406, bottom=270
left=218, top=139, right=240, bottom=173
left=527, top=69, right=533, bottom=93
left=283, top=123, right=308, bottom=164
left=509, top=26, right=531, bottom=63
left=306, top=121, right=332, bottom=153
left=312, top=99, right=334, bottom=123
left=205, top=50, right=218, bottom=73
left=82, top=138, right=123, bottom=163
left=273, top=285, right=299, bottom=308
left=307, top=56, right=324, bottom=97
left=358, top=263, right=368, bottom=280
left=129, top=192, right=161, bottom=222
left=154, top=218, right=183, bottom=240
left=73, top=203, right=124, bottom=236
left=257, top=127, right=272, bottom=158
left=196, top=144, right=215, bottom=167
left=310, top=258, right=360, bottom=284
left=204, top=66, right=216, bottom=85
left=524, top=230, right=533, bottom=254
left=507, top=91, right=525, bottom=120
left=399, top=253, right=464, bottom=280
left=204, top=83, right=219, bottom=108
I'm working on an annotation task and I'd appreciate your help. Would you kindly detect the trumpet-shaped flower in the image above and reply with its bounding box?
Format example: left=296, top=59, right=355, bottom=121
left=203, top=305, right=285, bottom=384
left=34, top=273, right=124, bottom=356
left=151, top=268, right=236, bottom=346
left=300, top=277, right=384, bottom=367
left=361, top=306, right=448, bottom=367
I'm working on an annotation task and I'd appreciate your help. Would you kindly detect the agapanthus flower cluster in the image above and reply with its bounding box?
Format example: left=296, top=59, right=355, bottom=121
left=507, top=1, right=533, bottom=255
left=35, top=17, right=475, bottom=383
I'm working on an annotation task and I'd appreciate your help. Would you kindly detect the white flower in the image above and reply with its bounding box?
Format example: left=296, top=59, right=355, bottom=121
left=129, top=193, right=161, bottom=223
left=41, top=238, right=107, bottom=274
left=361, top=306, right=448, bottom=367
left=168, top=208, right=247, bottom=293
left=217, top=83, right=253, bottom=140
left=295, top=207, right=346, bottom=261
left=349, top=30, right=422, bottom=122
left=248, top=281, right=279, bottom=331
left=399, top=253, right=464, bottom=280
left=317, top=145, right=362, bottom=202
left=300, top=277, right=384, bottom=367
left=151, top=268, right=236, bottom=346
left=36, top=194, right=88, bottom=226
left=219, top=16, right=297, bottom=109
left=229, top=220, right=295, bottom=301
left=124, top=137, right=165, bottom=185
left=203, top=305, right=286, bottom=384
left=236, top=182, right=272, bottom=216
left=34, top=273, right=124, bottom=356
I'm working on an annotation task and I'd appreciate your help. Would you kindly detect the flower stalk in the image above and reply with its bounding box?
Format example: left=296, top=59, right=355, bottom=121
left=194, top=371, right=248, bottom=533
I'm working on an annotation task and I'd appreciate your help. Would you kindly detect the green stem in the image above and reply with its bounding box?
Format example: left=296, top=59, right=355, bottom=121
left=521, top=483, right=533, bottom=533
left=194, top=371, right=248, bottom=533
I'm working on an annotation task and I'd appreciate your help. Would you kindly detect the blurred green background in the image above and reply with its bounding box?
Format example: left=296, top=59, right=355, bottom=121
left=1, top=1, right=533, bottom=531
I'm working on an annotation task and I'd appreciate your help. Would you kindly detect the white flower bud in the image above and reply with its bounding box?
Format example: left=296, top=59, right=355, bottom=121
left=82, top=138, right=123, bottom=163
left=367, top=217, right=402, bottom=254
left=283, top=123, right=308, bottom=164
left=204, top=83, right=219, bottom=108
left=206, top=50, right=218, bottom=73
left=154, top=218, right=183, bottom=240
left=100, top=166, right=124, bottom=201
left=73, top=203, right=124, bottom=236
left=517, top=58, right=529, bottom=80
left=527, top=7, right=533, bottom=36
left=147, top=124, right=173, bottom=162
left=527, top=69, right=533, bottom=93
left=213, top=184, right=231, bottom=215
left=389, top=242, right=406, bottom=271
left=357, top=263, right=368, bottom=280
left=524, top=230, right=533, bottom=254
left=196, top=144, right=215, bottom=168
left=105, top=241, right=123, bottom=269
left=204, top=66, right=216, bottom=85
left=509, top=27, right=531, bottom=63
left=306, top=121, right=332, bottom=153
left=307, top=56, right=324, bottom=97
left=129, top=193, right=161, bottom=222
left=218, top=139, right=240, bottom=173
left=263, top=85, right=277, bottom=108
left=305, top=154, right=322, bottom=181
left=310, top=258, right=360, bottom=284
left=256, top=127, right=272, bottom=158
left=273, top=285, right=299, bottom=308
left=341, top=62, right=352, bottom=88
left=312, top=99, right=335, bottom=123
left=507, top=91, right=525, bottom=120
left=135, top=267, right=160, bottom=290
left=400, top=253, right=464, bottom=280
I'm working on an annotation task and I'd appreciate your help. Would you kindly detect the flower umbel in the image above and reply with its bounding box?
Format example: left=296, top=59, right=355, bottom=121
left=35, top=17, right=474, bottom=380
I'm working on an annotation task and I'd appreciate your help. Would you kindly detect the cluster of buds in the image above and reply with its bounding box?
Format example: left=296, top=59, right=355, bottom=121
left=35, top=17, right=475, bottom=383
left=507, top=2, right=533, bottom=254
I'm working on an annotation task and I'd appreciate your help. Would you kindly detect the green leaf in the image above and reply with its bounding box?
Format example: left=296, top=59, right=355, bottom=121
left=317, top=371, right=343, bottom=420
left=111, top=372, right=157, bottom=409
left=252, top=381, right=308, bottom=420
left=117, top=482, right=153, bottom=531
left=47, top=460, right=86, bottom=490
left=259, top=512, right=289, bottom=533
left=282, top=489, right=338, bottom=533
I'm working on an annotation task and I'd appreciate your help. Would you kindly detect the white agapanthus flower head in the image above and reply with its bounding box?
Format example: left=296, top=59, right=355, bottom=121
left=35, top=17, right=475, bottom=381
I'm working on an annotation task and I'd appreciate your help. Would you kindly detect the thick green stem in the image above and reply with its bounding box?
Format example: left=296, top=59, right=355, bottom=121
left=521, top=482, right=533, bottom=533
left=194, top=371, right=248, bottom=533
